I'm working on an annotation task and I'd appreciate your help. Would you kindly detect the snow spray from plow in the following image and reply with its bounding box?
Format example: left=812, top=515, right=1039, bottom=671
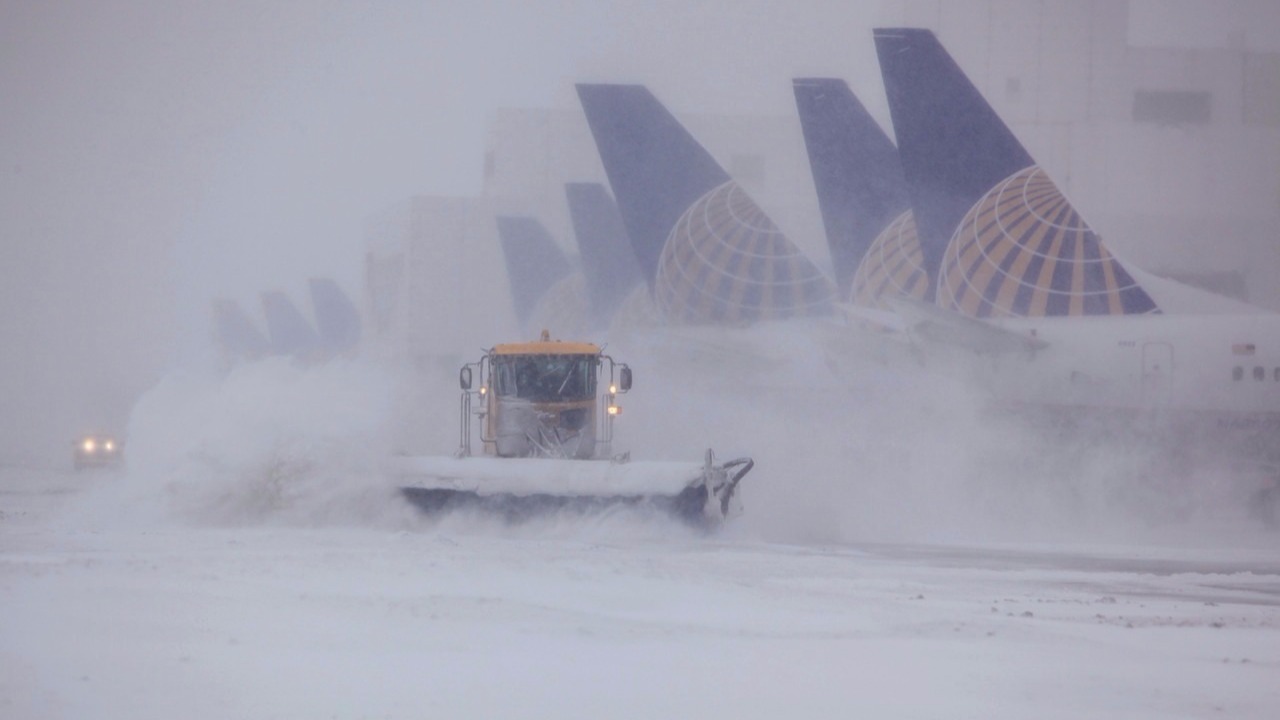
left=387, top=331, right=753, bottom=528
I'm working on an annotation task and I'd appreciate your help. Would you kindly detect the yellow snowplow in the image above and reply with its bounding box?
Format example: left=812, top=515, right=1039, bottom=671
left=388, top=331, right=752, bottom=527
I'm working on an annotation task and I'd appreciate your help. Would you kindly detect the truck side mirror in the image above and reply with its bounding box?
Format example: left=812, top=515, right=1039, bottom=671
left=619, top=366, right=632, bottom=392
left=459, top=366, right=473, bottom=390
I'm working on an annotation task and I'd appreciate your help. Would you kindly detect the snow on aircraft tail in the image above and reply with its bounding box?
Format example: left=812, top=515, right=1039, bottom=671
left=495, top=215, right=575, bottom=329
left=564, top=182, right=643, bottom=331
left=261, top=290, right=323, bottom=358
left=308, top=277, right=362, bottom=356
left=793, top=77, right=926, bottom=310
left=577, top=83, right=834, bottom=325
left=874, top=27, right=1158, bottom=318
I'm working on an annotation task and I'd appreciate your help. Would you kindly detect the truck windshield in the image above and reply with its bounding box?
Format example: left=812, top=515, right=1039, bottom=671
left=493, top=354, right=597, bottom=402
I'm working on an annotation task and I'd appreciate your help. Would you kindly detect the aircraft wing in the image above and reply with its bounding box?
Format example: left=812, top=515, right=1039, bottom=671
left=833, top=302, right=908, bottom=334
left=886, top=296, right=1047, bottom=355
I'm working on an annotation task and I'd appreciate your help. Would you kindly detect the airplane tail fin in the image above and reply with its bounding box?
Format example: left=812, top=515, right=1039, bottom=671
left=793, top=78, right=912, bottom=299
left=211, top=299, right=270, bottom=363
left=564, top=182, right=642, bottom=330
left=874, top=27, right=1157, bottom=317
left=575, top=84, right=729, bottom=289
left=578, top=83, right=833, bottom=324
left=495, top=215, right=574, bottom=328
left=261, top=291, right=323, bottom=358
left=308, top=277, right=362, bottom=356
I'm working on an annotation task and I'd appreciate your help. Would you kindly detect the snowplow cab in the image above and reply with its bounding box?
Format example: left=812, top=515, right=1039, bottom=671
left=460, top=330, right=631, bottom=460
left=392, top=329, right=748, bottom=528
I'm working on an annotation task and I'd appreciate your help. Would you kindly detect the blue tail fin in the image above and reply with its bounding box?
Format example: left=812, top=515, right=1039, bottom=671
left=495, top=215, right=574, bottom=328
left=577, top=83, right=833, bottom=324
left=874, top=28, right=1032, bottom=284
left=874, top=28, right=1157, bottom=317
left=575, top=84, right=729, bottom=289
left=211, top=299, right=270, bottom=363
left=308, top=278, right=362, bottom=356
left=564, top=182, right=642, bottom=330
left=261, top=291, right=322, bottom=358
left=793, top=78, right=913, bottom=299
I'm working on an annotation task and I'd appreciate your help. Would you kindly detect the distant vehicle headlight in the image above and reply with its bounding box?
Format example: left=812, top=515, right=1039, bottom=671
left=82, top=438, right=96, bottom=453
left=104, top=440, right=115, bottom=452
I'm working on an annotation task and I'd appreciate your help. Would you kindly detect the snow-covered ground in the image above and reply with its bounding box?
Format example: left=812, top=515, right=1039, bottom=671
left=3, top=356, right=1278, bottom=718
left=3, top=465, right=1278, bottom=719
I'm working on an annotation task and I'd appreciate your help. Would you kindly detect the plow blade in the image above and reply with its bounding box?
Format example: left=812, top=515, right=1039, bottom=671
left=387, top=451, right=752, bottom=528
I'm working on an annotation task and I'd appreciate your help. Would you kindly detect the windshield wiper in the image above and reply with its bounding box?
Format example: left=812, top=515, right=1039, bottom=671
left=556, top=365, right=574, bottom=396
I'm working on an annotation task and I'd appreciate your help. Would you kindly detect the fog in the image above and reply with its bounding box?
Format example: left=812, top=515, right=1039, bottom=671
left=1, top=1, right=603, bottom=463
left=4, top=0, right=1280, bottom=534
left=4, top=5, right=1280, bottom=715
left=0, top=0, right=893, bottom=464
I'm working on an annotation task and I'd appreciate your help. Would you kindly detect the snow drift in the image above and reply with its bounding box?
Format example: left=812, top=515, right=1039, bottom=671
left=62, top=358, right=408, bottom=529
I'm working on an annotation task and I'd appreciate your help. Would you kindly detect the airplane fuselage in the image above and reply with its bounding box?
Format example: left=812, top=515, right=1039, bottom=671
left=921, top=313, right=1280, bottom=473
left=983, top=314, right=1280, bottom=416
